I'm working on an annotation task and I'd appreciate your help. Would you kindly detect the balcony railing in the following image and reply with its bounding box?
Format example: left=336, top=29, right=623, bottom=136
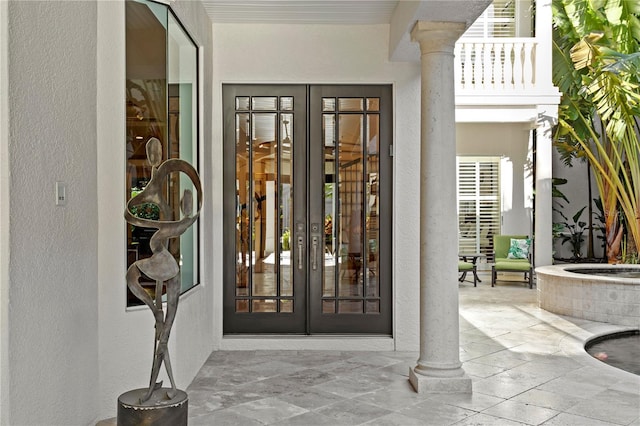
left=454, top=38, right=537, bottom=93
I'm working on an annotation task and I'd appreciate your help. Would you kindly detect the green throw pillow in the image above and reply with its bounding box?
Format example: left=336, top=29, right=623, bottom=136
left=507, top=238, right=530, bottom=259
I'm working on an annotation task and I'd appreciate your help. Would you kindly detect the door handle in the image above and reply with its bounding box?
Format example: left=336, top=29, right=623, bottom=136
left=297, top=236, right=304, bottom=270
left=312, top=236, right=319, bottom=270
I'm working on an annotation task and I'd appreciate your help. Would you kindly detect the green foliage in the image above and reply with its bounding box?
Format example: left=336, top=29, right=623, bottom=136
left=282, top=228, right=290, bottom=251
left=561, top=206, right=588, bottom=259
left=552, top=0, right=640, bottom=261
left=130, top=203, right=160, bottom=220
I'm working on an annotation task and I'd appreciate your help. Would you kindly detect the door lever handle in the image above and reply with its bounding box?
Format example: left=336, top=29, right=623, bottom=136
left=312, top=236, right=319, bottom=270
left=297, top=236, right=304, bottom=270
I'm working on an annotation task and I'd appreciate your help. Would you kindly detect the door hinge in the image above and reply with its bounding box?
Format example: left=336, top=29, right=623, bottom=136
left=389, top=144, right=394, bottom=157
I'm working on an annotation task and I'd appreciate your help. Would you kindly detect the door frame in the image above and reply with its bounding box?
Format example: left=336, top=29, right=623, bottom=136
left=222, top=84, right=308, bottom=334
left=308, top=85, right=393, bottom=334
left=222, top=84, right=393, bottom=335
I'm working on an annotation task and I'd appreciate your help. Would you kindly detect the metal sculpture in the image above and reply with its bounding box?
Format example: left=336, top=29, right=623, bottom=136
left=124, top=137, right=202, bottom=404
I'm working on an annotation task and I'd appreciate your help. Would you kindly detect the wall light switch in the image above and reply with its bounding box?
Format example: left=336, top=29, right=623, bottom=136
left=55, top=181, right=67, bottom=206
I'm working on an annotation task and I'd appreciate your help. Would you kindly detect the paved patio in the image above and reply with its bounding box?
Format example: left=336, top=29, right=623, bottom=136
left=184, top=274, right=640, bottom=425
left=99, top=273, right=639, bottom=425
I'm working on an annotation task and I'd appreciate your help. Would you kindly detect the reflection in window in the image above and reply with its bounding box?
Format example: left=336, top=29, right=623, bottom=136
left=322, top=97, right=381, bottom=314
left=125, top=0, right=199, bottom=306
left=233, top=97, right=296, bottom=313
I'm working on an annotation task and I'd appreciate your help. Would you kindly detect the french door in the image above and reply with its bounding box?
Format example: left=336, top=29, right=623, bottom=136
left=222, top=84, right=392, bottom=334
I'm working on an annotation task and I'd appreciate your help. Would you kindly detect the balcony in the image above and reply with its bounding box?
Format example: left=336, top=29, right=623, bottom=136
left=453, top=37, right=560, bottom=122
left=455, top=38, right=537, bottom=94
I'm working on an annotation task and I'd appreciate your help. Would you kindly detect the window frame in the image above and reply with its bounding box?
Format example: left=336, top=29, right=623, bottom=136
left=124, top=0, right=201, bottom=307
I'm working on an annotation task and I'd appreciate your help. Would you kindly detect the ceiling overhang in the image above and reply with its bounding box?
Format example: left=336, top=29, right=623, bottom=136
left=199, top=0, right=492, bottom=62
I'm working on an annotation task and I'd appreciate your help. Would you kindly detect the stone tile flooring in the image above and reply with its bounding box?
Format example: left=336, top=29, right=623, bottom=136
left=99, top=274, right=640, bottom=425
left=184, top=276, right=640, bottom=425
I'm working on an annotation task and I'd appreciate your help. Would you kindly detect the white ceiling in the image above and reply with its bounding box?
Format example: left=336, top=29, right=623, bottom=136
left=200, top=0, right=400, bottom=25
left=199, top=0, right=493, bottom=62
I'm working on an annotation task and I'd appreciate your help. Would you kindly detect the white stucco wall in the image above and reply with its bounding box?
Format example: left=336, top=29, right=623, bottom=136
left=96, top=0, right=214, bottom=421
left=457, top=122, right=534, bottom=237
left=0, top=0, right=213, bottom=423
left=5, top=2, right=99, bottom=424
left=0, top=1, right=10, bottom=423
left=552, top=150, right=604, bottom=260
left=211, top=23, right=422, bottom=351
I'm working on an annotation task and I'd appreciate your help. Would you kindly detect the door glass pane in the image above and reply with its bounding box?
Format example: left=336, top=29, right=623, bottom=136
left=323, top=114, right=337, bottom=298
left=338, top=300, right=363, bottom=313
left=236, top=299, right=249, bottom=312
left=322, top=300, right=335, bottom=314
left=338, top=114, right=364, bottom=302
left=365, top=114, right=379, bottom=298
left=252, top=97, right=278, bottom=110
left=319, top=97, right=384, bottom=316
left=366, top=300, right=380, bottom=314
left=322, top=98, right=336, bottom=112
left=366, top=98, right=380, bottom=111
left=236, top=97, right=249, bottom=110
left=252, top=113, right=277, bottom=297
left=235, top=113, right=250, bottom=296
left=280, top=299, right=293, bottom=313
left=280, top=97, right=293, bottom=111
left=253, top=299, right=277, bottom=312
left=338, top=98, right=364, bottom=112
left=280, top=113, right=294, bottom=297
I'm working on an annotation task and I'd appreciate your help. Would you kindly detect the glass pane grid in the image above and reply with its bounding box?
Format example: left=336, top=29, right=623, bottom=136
left=234, top=96, right=296, bottom=314
left=235, top=297, right=295, bottom=313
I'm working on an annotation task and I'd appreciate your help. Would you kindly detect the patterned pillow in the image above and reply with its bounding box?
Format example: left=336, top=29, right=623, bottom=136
left=507, top=238, right=530, bottom=259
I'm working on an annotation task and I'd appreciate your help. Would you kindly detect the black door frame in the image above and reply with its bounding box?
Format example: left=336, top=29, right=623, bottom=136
left=222, top=84, right=392, bottom=335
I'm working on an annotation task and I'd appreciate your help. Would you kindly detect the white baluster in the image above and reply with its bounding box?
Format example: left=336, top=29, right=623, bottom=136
left=513, top=42, right=524, bottom=89
left=483, top=42, right=492, bottom=89
left=473, top=43, right=483, bottom=90
left=493, top=42, right=504, bottom=90
left=523, top=42, right=535, bottom=88
left=503, top=42, right=514, bottom=90
left=464, top=43, right=473, bottom=90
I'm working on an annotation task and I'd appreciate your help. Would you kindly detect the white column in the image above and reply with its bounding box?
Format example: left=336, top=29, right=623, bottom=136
left=534, top=0, right=554, bottom=88
left=534, top=106, right=556, bottom=267
left=533, top=0, right=560, bottom=268
left=409, top=21, right=471, bottom=394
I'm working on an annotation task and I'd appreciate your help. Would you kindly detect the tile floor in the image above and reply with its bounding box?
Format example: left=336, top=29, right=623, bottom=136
left=103, top=273, right=640, bottom=425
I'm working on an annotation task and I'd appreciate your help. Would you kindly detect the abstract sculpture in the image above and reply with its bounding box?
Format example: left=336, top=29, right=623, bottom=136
left=123, top=137, right=202, bottom=405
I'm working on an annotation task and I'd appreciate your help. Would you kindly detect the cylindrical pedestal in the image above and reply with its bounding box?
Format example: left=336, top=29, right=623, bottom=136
left=118, top=388, right=188, bottom=426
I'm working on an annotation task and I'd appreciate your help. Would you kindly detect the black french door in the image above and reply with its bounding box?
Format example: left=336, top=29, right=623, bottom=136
left=222, top=84, right=392, bottom=335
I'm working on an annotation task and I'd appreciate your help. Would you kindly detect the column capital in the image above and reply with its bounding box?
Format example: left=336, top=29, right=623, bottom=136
left=410, top=21, right=466, bottom=55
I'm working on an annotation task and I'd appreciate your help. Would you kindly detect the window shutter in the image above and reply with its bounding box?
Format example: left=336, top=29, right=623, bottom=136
left=457, top=157, right=501, bottom=261
left=462, top=0, right=516, bottom=38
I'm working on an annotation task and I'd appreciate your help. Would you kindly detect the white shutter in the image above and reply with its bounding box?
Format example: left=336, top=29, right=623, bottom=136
left=457, top=157, right=501, bottom=261
left=462, top=0, right=516, bottom=38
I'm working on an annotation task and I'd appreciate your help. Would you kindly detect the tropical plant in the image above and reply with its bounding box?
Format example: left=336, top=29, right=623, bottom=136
left=561, top=206, right=588, bottom=259
left=552, top=0, right=640, bottom=263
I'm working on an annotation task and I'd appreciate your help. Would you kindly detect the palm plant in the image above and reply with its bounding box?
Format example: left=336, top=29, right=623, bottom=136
left=552, top=0, right=640, bottom=263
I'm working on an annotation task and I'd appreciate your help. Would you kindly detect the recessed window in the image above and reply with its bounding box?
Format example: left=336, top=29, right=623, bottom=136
left=125, top=0, right=199, bottom=306
left=457, top=157, right=501, bottom=261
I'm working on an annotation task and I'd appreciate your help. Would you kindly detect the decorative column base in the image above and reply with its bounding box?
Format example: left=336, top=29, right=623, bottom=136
left=409, top=368, right=472, bottom=394
left=118, top=388, right=188, bottom=426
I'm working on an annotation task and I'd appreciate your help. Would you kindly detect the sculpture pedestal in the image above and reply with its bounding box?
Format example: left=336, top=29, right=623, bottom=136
left=117, top=388, right=188, bottom=426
